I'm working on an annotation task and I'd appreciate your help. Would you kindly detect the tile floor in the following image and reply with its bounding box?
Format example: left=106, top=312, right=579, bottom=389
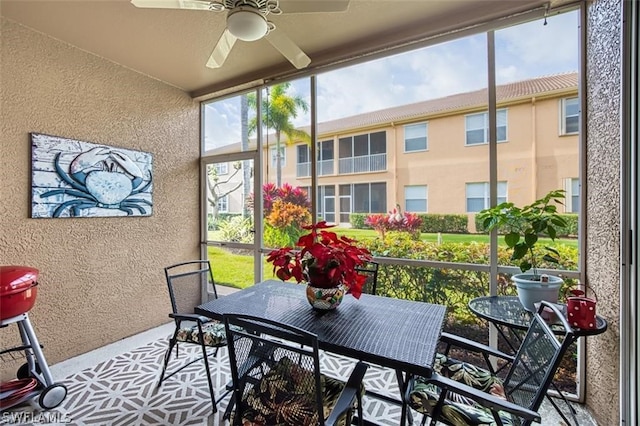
left=1, top=286, right=599, bottom=425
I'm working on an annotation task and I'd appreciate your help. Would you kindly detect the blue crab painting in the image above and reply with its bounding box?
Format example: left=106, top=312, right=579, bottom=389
left=31, top=133, right=153, bottom=218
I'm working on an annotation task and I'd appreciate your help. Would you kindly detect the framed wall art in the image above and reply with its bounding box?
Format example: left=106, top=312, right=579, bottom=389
left=30, top=133, right=153, bottom=218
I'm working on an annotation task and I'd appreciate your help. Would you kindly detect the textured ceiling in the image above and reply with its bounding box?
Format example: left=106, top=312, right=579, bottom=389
left=1, top=0, right=572, bottom=98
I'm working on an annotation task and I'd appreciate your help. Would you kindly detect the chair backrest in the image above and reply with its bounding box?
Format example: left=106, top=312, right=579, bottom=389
left=164, top=260, right=217, bottom=316
left=355, top=261, right=379, bottom=295
left=503, top=301, right=575, bottom=413
left=224, top=314, right=326, bottom=426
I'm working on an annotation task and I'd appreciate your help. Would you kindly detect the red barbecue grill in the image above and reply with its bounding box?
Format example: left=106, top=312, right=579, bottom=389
left=0, top=266, right=67, bottom=411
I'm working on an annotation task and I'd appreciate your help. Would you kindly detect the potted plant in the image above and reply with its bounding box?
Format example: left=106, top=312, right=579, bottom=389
left=477, top=189, right=569, bottom=311
left=266, top=221, right=372, bottom=310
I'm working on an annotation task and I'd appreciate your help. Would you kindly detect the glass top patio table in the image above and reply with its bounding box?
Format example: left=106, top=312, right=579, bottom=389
left=468, top=295, right=608, bottom=337
left=195, top=280, right=447, bottom=379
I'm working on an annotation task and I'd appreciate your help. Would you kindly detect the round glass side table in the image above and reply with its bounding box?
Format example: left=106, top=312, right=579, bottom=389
left=467, top=295, right=608, bottom=426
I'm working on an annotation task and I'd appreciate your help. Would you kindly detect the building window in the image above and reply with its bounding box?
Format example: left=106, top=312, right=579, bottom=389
left=339, top=182, right=387, bottom=222
left=338, top=131, right=387, bottom=173
left=214, top=162, right=228, bottom=175
left=565, top=178, right=580, bottom=213
left=404, top=123, right=428, bottom=152
left=297, top=145, right=309, bottom=164
left=318, top=140, right=334, bottom=175
left=466, top=182, right=507, bottom=212
left=270, top=146, right=286, bottom=167
left=218, top=195, right=228, bottom=213
left=561, top=97, right=579, bottom=135
left=405, top=185, right=427, bottom=212
left=318, top=185, right=336, bottom=223
left=465, top=109, right=507, bottom=145
left=296, top=145, right=310, bottom=177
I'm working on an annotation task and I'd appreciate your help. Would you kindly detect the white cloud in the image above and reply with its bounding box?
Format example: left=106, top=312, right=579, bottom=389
left=495, top=10, right=579, bottom=82
left=206, top=10, right=579, bottom=136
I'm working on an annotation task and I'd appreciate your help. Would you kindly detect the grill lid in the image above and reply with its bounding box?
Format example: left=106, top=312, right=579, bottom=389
left=0, top=266, right=39, bottom=296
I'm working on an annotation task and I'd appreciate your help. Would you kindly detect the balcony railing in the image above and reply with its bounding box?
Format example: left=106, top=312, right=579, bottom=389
left=296, top=160, right=335, bottom=177
left=339, top=153, right=387, bottom=174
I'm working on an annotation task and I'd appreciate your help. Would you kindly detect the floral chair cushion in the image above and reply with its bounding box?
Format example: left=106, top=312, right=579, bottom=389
left=176, top=321, right=227, bottom=347
left=235, top=357, right=361, bottom=426
left=409, top=353, right=514, bottom=426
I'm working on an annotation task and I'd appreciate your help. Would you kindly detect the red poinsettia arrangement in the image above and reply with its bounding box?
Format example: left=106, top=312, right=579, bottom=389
left=266, top=221, right=373, bottom=299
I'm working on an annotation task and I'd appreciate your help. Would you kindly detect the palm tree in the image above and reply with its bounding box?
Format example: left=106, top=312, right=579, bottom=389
left=247, top=83, right=310, bottom=187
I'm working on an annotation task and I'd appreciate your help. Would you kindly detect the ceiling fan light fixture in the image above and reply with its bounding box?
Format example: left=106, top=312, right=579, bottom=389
left=227, top=8, right=268, bottom=42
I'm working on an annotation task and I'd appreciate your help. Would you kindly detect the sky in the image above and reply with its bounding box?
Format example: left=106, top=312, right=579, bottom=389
left=204, top=9, right=579, bottom=148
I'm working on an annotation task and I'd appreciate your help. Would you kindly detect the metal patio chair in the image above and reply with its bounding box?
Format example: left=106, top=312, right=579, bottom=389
left=223, top=313, right=369, bottom=426
left=405, top=301, right=575, bottom=426
left=158, top=260, right=228, bottom=413
left=355, top=261, right=379, bottom=295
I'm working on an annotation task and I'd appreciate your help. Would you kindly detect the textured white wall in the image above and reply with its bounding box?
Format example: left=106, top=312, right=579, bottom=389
left=585, top=0, right=623, bottom=422
left=0, top=18, right=200, bottom=379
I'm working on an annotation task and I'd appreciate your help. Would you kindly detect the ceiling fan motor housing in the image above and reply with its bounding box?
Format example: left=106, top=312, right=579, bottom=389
left=227, top=7, right=269, bottom=41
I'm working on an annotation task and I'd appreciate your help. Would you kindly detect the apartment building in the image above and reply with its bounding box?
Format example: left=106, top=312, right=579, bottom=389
left=265, top=72, right=579, bottom=229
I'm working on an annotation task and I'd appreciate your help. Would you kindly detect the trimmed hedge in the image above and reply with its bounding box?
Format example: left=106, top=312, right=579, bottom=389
left=350, top=212, right=468, bottom=234
left=474, top=213, right=578, bottom=237
left=417, top=214, right=468, bottom=234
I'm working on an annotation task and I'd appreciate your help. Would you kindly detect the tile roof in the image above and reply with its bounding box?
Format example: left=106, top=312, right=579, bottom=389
left=205, top=72, right=578, bottom=154
left=315, top=72, right=578, bottom=135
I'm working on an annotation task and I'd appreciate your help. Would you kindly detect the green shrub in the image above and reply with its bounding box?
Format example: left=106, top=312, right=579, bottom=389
left=349, top=213, right=370, bottom=229
left=217, top=215, right=253, bottom=243
left=364, top=234, right=578, bottom=322
left=263, top=223, right=310, bottom=249
left=353, top=212, right=470, bottom=234
left=418, top=214, right=468, bottom=233
left=208, top=213, right=241, bottom=231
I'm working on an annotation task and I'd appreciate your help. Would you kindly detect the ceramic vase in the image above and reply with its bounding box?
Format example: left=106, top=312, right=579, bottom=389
left=305, top=283, right=345, bottom=310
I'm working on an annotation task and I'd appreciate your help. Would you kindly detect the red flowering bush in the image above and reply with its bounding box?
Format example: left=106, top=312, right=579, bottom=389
left=266, top=221, right=372, bottom=299
left=248, top=182, right=311, bottom=216
left=366, top=206, right=423, bottom=239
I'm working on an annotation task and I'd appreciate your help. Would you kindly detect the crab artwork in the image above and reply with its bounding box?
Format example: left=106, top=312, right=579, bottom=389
left=42, top=148, right=152, bottom=217
left=31, top=133, right=153, bottom=218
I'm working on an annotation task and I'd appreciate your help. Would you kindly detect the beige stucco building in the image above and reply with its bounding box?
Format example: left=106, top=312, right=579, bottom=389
left=271, top=73, right=579, bottom=230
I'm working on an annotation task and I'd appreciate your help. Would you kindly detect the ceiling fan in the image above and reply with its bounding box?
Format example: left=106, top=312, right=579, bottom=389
left=131, top=0, right=350, bottom=69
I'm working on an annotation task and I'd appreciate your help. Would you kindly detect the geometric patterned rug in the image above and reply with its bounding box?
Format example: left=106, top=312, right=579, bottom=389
left=1, top=335, right=591, bottom=425
left=1, top=338, right=412, bottom=425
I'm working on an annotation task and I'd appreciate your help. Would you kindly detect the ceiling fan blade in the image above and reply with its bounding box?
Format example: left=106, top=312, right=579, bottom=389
left=265, top=30, right=311, bottom=69
left=279, top=0, right=350, bottom=13
left=206, top=29, right=238, bottom=68
left=130, top=0, right=220, bottom=11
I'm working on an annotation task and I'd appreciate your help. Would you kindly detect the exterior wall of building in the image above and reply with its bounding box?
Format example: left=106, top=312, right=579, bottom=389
left=280, top=91, right=579, bottom=229
left=585, top=0, right=623, bottom=422
left=0, top=19, right=200, bottom=379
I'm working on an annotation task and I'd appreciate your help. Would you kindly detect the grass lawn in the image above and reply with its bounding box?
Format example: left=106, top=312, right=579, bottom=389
left=334, top=228, right=578, bottom=248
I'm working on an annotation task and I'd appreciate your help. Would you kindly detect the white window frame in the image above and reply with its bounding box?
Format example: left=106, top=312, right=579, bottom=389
left=560, top=97, right=579, bottom=135
left=405, top=185, right=428, bottom=212
left=270, top=146, right=286, bottom=167
left=404, top=122, right=428, bottom=152
left=214, top=162, right=228, bottom=175
left=465, top=109, right=508, bottom=146
left=564, top=177, right=580, bottom=213
left=218, top=194, right=229, bottom=213
left=466, top=181, right=507, bottom=212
